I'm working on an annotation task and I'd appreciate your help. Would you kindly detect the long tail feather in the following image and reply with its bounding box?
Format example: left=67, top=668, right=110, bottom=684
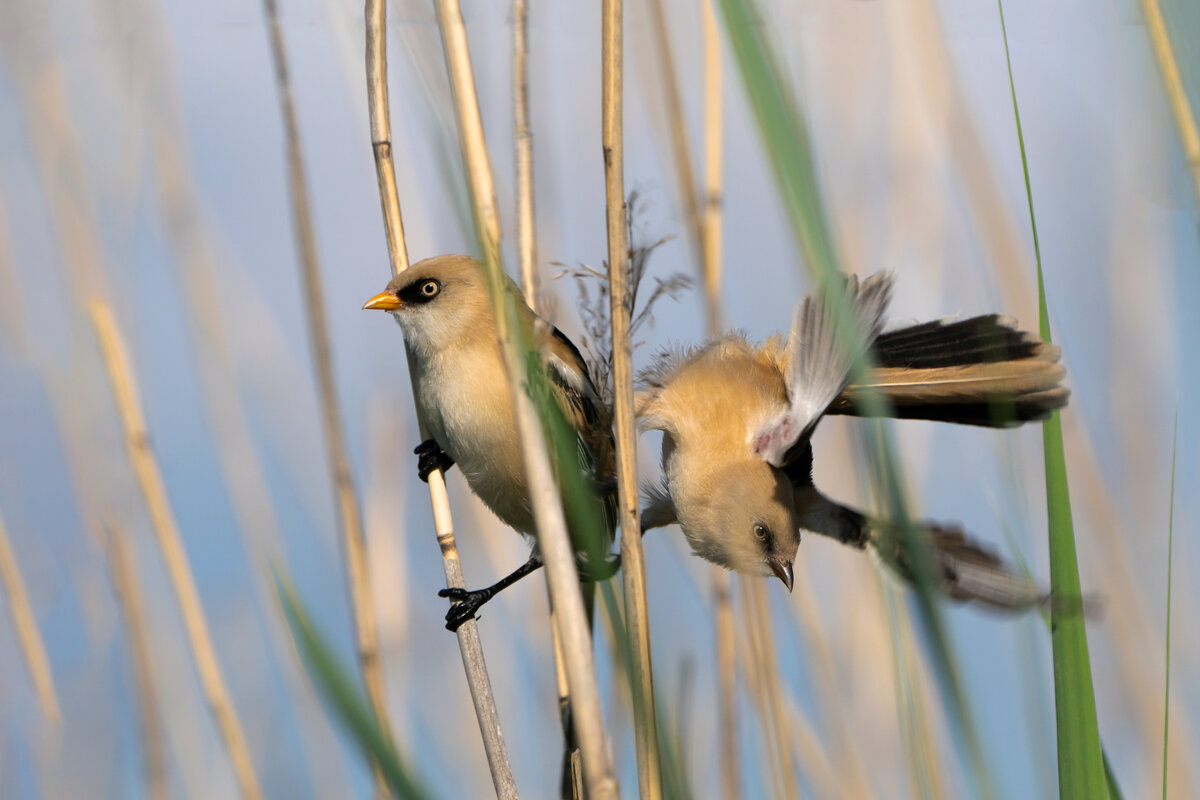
left=829, top=314, right=1068, bottom=426
left=795, top=489, right=1045, bottom=610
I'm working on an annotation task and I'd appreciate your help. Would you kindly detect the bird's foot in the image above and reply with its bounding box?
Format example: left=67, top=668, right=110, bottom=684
left=415, top=439, right=455, bottom=482
left=438, top=586, right=495, bottom=632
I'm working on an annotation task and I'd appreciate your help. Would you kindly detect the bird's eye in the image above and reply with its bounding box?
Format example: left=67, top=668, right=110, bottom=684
left=421, top=280, right=440, bottom=297
left=753, top=523, right=770, bottom=541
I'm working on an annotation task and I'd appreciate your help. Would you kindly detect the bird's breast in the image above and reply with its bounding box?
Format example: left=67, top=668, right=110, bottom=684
left=417, top=347, right=534, bottom=534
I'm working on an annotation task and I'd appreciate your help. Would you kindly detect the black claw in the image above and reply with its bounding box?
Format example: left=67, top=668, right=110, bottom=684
left=439, top=587, right=495, bottom=632
left=415, top=438, right=454, bottom=482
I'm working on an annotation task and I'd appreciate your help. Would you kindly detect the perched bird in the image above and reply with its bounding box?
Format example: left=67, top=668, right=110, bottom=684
left=363, top=254, right=615, bottom=631
left=637, top=272, right=1067, bottom=608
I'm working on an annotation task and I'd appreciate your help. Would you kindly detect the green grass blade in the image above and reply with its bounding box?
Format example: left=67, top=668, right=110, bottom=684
left=715, top=1, right=994, bottom=795
left=996, top=2, right=1107, bottom=796
left=1162, top=407, right=1178, bottom=799
left=1104, top=750, right=1126, bottom=800
left=274, top=573, right=436, bottom=800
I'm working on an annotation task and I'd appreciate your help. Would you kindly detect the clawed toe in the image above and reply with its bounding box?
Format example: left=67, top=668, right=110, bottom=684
left=439, top=587, right=493, bottom=632
left=415, top=439, right=454, bottom=482
left=444, top=603, right=480, bottom=632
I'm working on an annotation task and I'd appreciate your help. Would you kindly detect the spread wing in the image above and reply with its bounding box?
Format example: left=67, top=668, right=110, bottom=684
left=753, top=272, right=893, bottom=467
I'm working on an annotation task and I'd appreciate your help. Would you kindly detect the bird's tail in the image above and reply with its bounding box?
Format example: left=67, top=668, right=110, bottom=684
left=828, top=314, right=1068, bottom=427
left=797, top=490, right=1046, bottom=610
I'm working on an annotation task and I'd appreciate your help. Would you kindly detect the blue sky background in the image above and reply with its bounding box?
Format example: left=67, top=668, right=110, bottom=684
left=0, top=0, right=1197, bottom=797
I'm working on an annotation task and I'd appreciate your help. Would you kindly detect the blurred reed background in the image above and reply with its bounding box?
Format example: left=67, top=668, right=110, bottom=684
left=0, top=0, right=1197, bottom=798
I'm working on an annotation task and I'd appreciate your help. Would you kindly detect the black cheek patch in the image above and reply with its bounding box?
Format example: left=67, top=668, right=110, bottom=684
left=398, top=278, right=441, bottom=305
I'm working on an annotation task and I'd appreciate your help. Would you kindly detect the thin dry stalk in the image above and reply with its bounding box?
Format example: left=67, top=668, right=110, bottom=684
left=103, top=521, right=169, bottom=800
left=701, top=5, right=739, bottom=796
left=262, top=3, right=391, bottom=785
left=141, top=75, right=340, bottom=800
left=897, top=598, right=945, bottom=800
left=0, top=506, right=60, bottom=722
left=711, top=570, right=740, bottom=799
left=364, top=1, right=517, bottom=795
left=513, top=0, right=539, bottom=310
left=602, top=0, right=662, bottom=797
left=89, top=300, right=262, bottom=800
left=433, top=1, right=617, bottom=796
left=646, top=0, right=705, bottom=286
left=511, top=7, right=581, bottom=794
left=0, top=194, right=26, bottom=351
left=740, top=580, right=799, bottom=800
left=701, top=0, right=724, bottom=328
left=786, top=694, right=847, bottom=800
left=1138, top=0, right=1200, bottom=205
left=789, top=579, right=875, bottom=799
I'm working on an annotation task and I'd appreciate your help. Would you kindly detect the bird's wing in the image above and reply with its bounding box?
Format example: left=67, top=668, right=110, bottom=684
left=543, top=324, right=606, bottom=432
left=752, top=271, right=893, bottom=467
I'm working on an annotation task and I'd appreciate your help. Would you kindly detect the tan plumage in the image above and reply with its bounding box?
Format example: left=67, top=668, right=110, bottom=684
left=637, top=336, right=799, bottom=584
left=364, top=255, right=613, bottom=629
left=637, top=273, right=1063, bottom=608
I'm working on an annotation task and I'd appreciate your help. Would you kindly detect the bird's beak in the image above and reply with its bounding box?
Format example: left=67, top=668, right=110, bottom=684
left=363, top=291, right=402, bottom=311
left=768, top=556, right=794, bottom=592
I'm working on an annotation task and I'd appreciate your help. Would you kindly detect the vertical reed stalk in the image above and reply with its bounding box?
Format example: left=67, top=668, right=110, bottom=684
left=700, top=6, right=740, bottom=796
left=0, top=194, right=26, bottom=351
left=513, top=0, right=539, bottom=309
left=1137, top=0, right=1200, bottom=206
left=701, top=0, right=724, bottom=327
left=89, top=300, right=263, bottom=800
left=1162, top=408, right=1178, bottom=799
left=364, top=1, right=517, bottom=795
left=511, top=6, right=582, bottom=795
left=740, top=580, right=799, bottom=800
left=790, top=579, right=875, bottom=798
left=103, top=521, right=169, bottom=800
left=0, top=505, right=60, bottom=722
left=646, top=0, right=705, bottom=278
left=432, top=1, right=618, bottom=796
left=261, top=6, right=391, bottom=792
left=602, top=0, right=662, bottom=796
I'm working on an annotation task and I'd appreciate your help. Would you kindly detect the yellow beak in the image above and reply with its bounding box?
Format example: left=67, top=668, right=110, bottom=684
left=363, top=291, right=402, bottom=311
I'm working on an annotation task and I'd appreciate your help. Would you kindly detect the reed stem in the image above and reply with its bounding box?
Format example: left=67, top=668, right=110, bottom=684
left=262, top=9, right=391, bottom=790
left=700, top=6, right=740, bottom=795
left=102, top=521, right=169, bottom=800
left=432, top=0, right=619, bottom=795
left=364, top=1, right=518, bottom=795
left=602, top=0, right=662, bottom=795
left=0, top=505, right=60, bottom=722
left=1137, top=0, right=1200, bottom=207
left=90, top=300, right=263, bottom=800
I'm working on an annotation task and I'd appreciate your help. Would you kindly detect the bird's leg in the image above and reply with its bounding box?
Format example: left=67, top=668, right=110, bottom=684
left=439, top=553, right=544, bottom=631
left=414, top=438, right=455, bottom=482
left=438, top=547, right=623, bottom=631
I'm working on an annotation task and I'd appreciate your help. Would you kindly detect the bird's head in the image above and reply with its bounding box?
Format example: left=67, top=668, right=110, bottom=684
left=362, top=254, right=499, bottom=358
left=673, top=457, right=799, bottom=591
